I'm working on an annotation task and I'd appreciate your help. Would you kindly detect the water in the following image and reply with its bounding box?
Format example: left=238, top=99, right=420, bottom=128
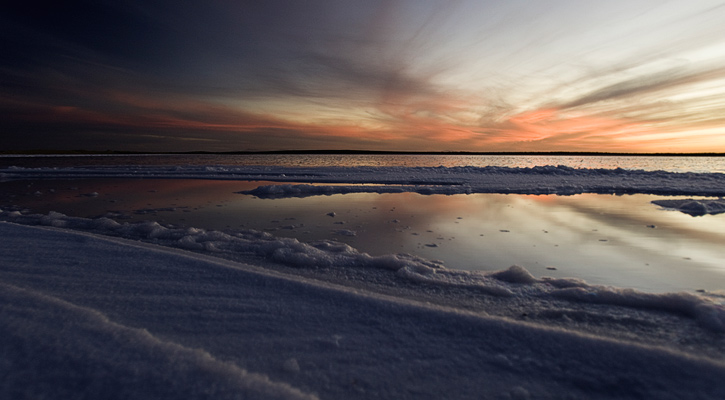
left=2, top=154, right=725, bottom=293
left=3, top=176, right=724, bottom=293
left=2, top=153, right=725, bottom=172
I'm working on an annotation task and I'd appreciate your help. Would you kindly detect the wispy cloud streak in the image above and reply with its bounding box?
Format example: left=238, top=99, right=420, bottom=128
left=2, top=1, right=725, bottom=152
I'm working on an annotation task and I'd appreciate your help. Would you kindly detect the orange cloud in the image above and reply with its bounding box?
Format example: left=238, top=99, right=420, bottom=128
left=482, top=107, right=663, bottom=151
left=5, top=69, right=724, bottom=153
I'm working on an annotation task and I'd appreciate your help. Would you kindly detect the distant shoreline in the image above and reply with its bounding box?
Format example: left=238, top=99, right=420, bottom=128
left=2, top=149, right=725, bottom=157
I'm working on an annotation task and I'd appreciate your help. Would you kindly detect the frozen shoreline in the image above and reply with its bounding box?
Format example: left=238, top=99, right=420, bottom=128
left=2, top=220, right=725, bottom=399
left=2, top=209, right=724, bottom=338
left=3, top=164, right=725, bottom=196
left=3, top=164, right=725, bottom=398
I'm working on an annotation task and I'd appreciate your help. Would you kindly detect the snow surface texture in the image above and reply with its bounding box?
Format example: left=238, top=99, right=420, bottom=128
left=2, top=221, right=725, bottom=400
left=652, top=198, right=725, bottom=216
left=0, top=282, right=315, bottom=400
left=3, top=164, right=725, bottom=196
left=2, top=209, right=724, bottom=333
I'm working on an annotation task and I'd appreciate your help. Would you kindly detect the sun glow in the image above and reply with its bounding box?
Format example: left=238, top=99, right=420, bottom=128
left=3, top=0, right=725, bottom=152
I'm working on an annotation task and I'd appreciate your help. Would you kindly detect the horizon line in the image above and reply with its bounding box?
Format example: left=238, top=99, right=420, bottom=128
left=3, top=149, right=725, bottom=157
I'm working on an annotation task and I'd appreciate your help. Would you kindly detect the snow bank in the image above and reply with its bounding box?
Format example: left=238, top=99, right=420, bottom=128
left=2, top=208, right=446, bottom=271
left=652, top=198, right=725, bottom=216
left=3, top=164, right=725, bottom=195
left=0, top=283, right=317, bottom=400
left=2, top=209, right=723, bottom=334
left=398, top=264, right=725, bottom=333
left=2, top=221, right=725, bottom=399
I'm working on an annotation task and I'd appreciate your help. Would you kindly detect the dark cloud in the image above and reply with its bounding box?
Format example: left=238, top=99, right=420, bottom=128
left=3, top=1, right=725, bottom=152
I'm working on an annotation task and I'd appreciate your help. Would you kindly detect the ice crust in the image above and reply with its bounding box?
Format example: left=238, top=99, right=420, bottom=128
left=3, top=164, right=725, bottom=196
left=2, top=209, right=723, bottom=334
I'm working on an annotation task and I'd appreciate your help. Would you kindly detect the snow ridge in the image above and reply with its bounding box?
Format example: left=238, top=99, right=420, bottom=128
left=3, top=221, right=725, bottom=399
left=2, top=209, right=723, bottom=333
left=0, top=282, right=318, bottom=400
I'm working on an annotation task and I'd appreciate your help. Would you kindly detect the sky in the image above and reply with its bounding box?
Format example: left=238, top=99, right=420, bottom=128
left=3, top=0, right=725, bottom=153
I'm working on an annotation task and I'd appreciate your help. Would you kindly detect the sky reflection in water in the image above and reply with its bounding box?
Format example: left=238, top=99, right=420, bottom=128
left=4, top=179, right=724, bottom=293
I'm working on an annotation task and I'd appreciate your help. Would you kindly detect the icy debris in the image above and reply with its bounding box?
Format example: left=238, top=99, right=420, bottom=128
left=551, top=286, right=725, bottom=332
left=652, top=198, right=725, bottom=216
left=398, top=263, right=725, bottom=332
left=489, top=265, right=537, bottom=284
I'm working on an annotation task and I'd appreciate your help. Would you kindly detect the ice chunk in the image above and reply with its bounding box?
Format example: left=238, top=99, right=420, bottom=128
left=490, top=265, right=538, bottom=284
left=652, top=198, right=725, bottom=216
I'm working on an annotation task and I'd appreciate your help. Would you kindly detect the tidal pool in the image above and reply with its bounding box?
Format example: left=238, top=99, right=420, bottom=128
left=3, top=178, right=724, bottom=293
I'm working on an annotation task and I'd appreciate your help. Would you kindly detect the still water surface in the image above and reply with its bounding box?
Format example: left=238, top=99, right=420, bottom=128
left=4, top=178, right=724, bottom=293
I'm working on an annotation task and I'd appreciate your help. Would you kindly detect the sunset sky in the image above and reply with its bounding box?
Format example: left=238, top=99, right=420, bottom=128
left=3, top=0, right=725, bottom=153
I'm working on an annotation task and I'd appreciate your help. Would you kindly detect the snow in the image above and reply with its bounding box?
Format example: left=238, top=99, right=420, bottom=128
left=2, top=210, right=725, bottom=399
left=3, top=164, right=725, bottom=398
left=652, top=198, right=725, bottom=216
left=1, top=281, right=315, bottom=400
left=3, top=164, right=725, bottom=196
